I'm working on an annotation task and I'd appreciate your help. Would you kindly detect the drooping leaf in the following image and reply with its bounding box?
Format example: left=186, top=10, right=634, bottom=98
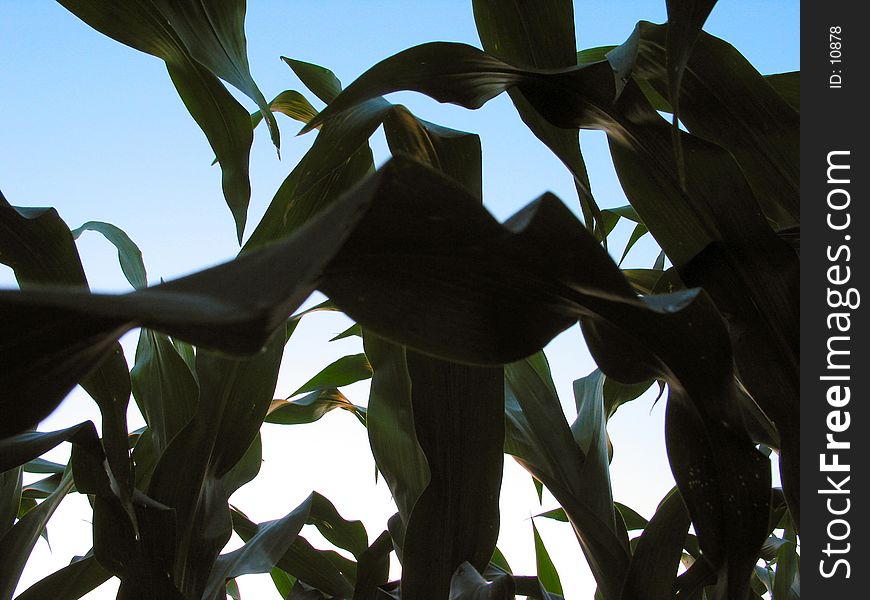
left=449, top=562, right=515, bottom=600
left=56, top=0, right=273, bottom=241
left=21, top=473, right=64, bottom=500
left=72, top=221, right=147, bottom=289
left=0, top=422, right=99, bottom=473
left=22, top=458, right=67, bottom=475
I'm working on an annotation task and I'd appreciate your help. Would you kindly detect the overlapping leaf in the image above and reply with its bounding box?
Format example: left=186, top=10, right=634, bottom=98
left=0, top=469, right=75, bottom=600
left=56, top=0, right=276, bottom=241
left=505, top=355, right=628, bottom=600
left=3, top=155, right=771, bottom=598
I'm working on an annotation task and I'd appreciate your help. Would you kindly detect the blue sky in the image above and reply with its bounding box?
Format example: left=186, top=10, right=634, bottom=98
left=1, top=2, right=799, bottom=598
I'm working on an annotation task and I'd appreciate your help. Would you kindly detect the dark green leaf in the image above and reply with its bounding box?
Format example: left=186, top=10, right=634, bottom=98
left=204, top=494, right=315, bottom=600
left=0, top=469, right=21, bottom=538
left=2, top=157, right=771, bottom=599
left=253, top=90, right=318, bottom=129
left=399, top=354, right=504, bottom=600
left=291, top=353, right=372, bottom=396
left=0, top=422, right=99, bottom=473
left=570, top=370, right=615, bottom=521
left=353, top=530, right=392, bottom=600
left=231, top=507, right=354, bottom=598
left=449, top=562, right=515, bottom=600
left=21, top=473, right=64, bottom=500
left=629, top=22, right=799, bottom=227
left=130, top=329, right=199, bottom=453
left=56, top=0, right=270, bottom=241
left=266, top=389, right=366, bottom=427
left=772, top=517, right=799, bottom=600
left=614, top=503, right=648, bottom=532
left=489, top=547, right=512, bottom=575
left=534, top=508, right=568, bottom=523
left=13, top=553, right=111, bottom=600
left=363, top=334, right=429, bottom=524
left=383, top=106, right=482, bottom=199
left=619, top=488, right=691, bottom=600
left=0, top=469, right=75, bottom=600
left=472, top=0, right=601, bottom=240
left=532, top=521, right=563, bottom=595
left=765, top=72, right=799, bottom=111
left=72, top=221, right=147, bottom=289
left=664, top=0, right=718, bottom=186
left=226, top=579, right=242, bottom=600
left=330, top=323, right=361, bottom=342
left=0, top=194, right=135, bottom=511
left=22, top=458, right=67, bottom=475
left=222, top=433, right=263, bottom=496
left=270, top=568, right=296, bottom=599
left=282, top=58, right=343, bottom=104
left=166, top=59, right=254, bottom=242
left=303, top=35, right=796, bottom=545
left=505, top=354, right=628, bottom=600
left=143, top=331, right=285, bottom=597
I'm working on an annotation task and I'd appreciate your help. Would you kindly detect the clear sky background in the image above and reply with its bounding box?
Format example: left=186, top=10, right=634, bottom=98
left=1, top=1, right=798, bottom=598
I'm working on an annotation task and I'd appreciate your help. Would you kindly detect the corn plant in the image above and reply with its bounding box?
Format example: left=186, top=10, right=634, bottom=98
left=0, top=1, right=799, bottom=599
